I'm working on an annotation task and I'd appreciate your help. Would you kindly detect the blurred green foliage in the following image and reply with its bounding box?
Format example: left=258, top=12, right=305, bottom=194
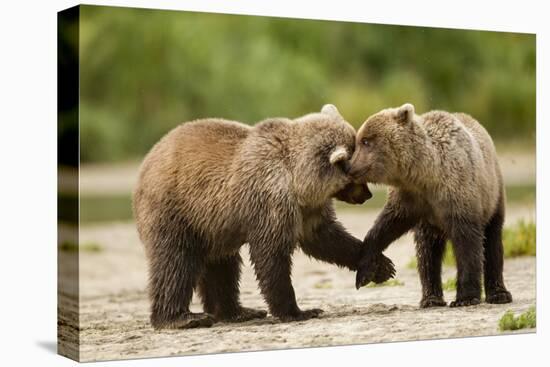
left=502, top=220, right=536, bottom=257
left=75, top=5, right=535, bottom=162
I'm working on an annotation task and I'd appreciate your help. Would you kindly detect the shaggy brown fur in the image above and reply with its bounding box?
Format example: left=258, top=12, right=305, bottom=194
left=349, top=103, right=512, bottom=307
left=133, top=105, right=395, bottom=329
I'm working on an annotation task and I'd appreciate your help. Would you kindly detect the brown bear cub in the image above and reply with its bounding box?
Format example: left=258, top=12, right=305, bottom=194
left=133, top=105, right=395, bottom=329
left=349, top=103, right=513, bottom=308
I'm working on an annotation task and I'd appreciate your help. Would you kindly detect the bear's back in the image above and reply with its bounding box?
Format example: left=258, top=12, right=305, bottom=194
left=420, top=110, right=502, bottom=222
left=133, top=119, right=251, bottom=244
left=137, top=118, right=250, bottom=192
left=421, top=110, right=497, bottom=167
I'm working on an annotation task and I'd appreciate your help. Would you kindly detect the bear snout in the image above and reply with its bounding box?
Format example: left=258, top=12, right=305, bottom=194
left=334, top=182, right=372, bottom=204
left=348, top=165, right=368, bottom=182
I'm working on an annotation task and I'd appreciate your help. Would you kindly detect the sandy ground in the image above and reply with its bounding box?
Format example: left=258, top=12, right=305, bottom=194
left=58, top=205, right=536, bottom=362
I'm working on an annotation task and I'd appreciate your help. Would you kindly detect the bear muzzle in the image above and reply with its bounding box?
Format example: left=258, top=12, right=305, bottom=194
left=334, top=182, right=372, bottom=204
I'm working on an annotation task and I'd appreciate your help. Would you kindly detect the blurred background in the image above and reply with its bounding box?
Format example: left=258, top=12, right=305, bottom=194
left=59, top=5, right=536, bottom=223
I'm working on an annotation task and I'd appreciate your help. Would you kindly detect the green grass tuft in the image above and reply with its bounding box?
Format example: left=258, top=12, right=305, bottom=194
left=503, top=220, right=536, bottom=257
left=366, top=279, right=404, bottom=288
left=499, top=307, right=536, bottom=331
left=442, top=277, right=457, bottom=291
left=59, top=241, right=103, bottom=253
left=442, top=243, right=456, bottom=266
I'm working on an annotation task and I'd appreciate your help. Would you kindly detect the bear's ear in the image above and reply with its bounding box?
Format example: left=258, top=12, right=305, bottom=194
left=321, top=104, right=343, bottom=119
left=396, top=103, right=415, bottom=124
left=329, top=145, right=348, bottom=165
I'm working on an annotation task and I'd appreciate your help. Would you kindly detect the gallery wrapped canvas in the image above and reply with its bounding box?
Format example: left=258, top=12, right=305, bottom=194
left=57, top=4, right=536, bottom=362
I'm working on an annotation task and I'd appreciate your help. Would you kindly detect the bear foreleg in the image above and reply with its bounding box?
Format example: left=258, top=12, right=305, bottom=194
left=356, top=204, right=417, bottom=289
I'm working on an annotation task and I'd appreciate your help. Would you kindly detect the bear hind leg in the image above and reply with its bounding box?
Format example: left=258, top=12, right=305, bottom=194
left=198, top=253, right=267, bottom=322
left=147, top=228, right=215, bottom=329
left=414, top=222, right=447, bottom=308
left=483, top=197, right=513, bottom=304
left=448, top=217, right=484, bottom=307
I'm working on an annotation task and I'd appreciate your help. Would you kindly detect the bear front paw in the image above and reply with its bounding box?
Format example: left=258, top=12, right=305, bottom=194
left=356, top=253, right=396, bottom=289
left=373, top=253, right=396, bottom=283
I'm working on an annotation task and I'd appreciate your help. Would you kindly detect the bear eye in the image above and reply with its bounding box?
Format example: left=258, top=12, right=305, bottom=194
left=362, top=138, right=369, bottom=146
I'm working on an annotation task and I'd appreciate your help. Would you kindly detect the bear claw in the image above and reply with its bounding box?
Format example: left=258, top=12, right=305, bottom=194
left=420, top=296, right=447, bottom=308
left=222, top=307, right=268, bottom=323
left=356, top=253, right=396, bottom=289
left=486, top=290, right=513, bottom=304
left=449, top=298, right=481, bottom=307
left=279, top=308, right=324, bottom=322
left=166, top=312, right=217, bottom=329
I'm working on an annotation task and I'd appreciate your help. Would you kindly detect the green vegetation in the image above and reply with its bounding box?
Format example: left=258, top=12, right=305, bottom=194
left=59, top=241, right=103, bottom=253
left=442, top=277, right=457, bottom=291
left=499, top=307, right=536, bottom=331
left=503, top=220, right=536, bottom=257
left=366, top=279, right=404, bottom=288
left=59, top=5, right=535, bottom=164
left=443, top=245, right=456, bottom=266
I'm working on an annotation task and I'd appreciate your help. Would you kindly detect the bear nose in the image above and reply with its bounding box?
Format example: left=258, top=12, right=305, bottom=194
left=355, top=184, right=372, bottom=204
left=347, top=154, right=362, bottom=180
left=340, top=160, right=351, bottom=174
left=348, top=166, right=362, bottom=181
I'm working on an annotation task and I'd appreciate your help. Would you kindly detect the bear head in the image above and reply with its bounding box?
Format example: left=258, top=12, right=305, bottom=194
left=348, top=103, right=417, bottom=186
left=292, top=104, right=372, bottom=205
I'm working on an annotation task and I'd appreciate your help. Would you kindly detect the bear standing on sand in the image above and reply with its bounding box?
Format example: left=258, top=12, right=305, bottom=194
left=133, top=105, right=395, bottom=329
left=349, top=103, right=512, bottom=307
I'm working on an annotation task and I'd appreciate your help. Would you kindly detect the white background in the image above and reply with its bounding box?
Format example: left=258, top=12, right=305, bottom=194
left=0, top=0, right=546, bottom=366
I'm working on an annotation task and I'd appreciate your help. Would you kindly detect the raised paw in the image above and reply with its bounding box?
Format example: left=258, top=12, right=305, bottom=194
left=420, top=295, right=447, bottom=308
left=486, top=290, right=513, bottom=304
left=356, top=253, right=395, bottom=289
left=222, top=307, right=268, bottom=323
left=279, top=308, right=324, bottom=322
left=163, top=312, right=217, bottom=329
left=449, top=297, right=481, bottom=307
left=373, top=253, right=396, bottom=284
